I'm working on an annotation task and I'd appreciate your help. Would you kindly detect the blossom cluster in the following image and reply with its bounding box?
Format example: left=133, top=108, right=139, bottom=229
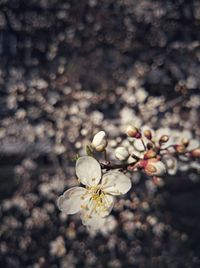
left=58, top=126, right=200, bottom=232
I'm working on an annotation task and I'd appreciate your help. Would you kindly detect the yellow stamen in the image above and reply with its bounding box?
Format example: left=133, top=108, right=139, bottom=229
left=80, top=184, right=112, bottom=218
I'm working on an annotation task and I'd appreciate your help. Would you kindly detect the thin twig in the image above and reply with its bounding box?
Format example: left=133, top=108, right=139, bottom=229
left=103, top=149, right=109, bottom=164
left=141, top=138, right=146, bottom=150
left=100, top=161, right=139, bottom=171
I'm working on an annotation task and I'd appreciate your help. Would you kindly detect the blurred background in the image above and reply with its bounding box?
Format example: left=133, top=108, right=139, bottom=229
left=0, top=0, right=200, bottom=267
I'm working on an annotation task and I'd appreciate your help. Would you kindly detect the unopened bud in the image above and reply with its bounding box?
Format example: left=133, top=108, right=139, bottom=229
left=159, top=135, right=169, bottom=143
left=143, top=129, right=152, bottom=140
left=91, top=131, right=107, bottom=152
left=144, top=158, right=166, bottom=176
left=115, top=147, right=130, bottom=161
left=191, top=148, right=200, bottom=158
left=145, top=164, right=157, bottom=174
left=181, top=138, right=189, bottom=147
left=126, top=125, right=141, bottom=138
left=144, top=150, right=157, bottom=159
left=175, top=144, right=185, bottom=154
left=147, top=142, right=153, bottom=150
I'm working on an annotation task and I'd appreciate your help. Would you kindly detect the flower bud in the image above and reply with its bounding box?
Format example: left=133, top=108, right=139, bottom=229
left=190, top=148, right=200, bottom=158
left=181, top=138, right=189, bottom=147
left=159, top=135, right=169, bottom=143
left=115, top=147, right=130, bottom=161
left=147, top=142, right=153, bottom=150
left=144, top=150, right=157, bottom=159
left=91, top=131, right=107, bottom=152
left=145, top=164, right=157, bottom=174
left=143, top=130, right=152, bottom=140
left=141, top=158, right=166, bottom=176
left=175, top=144, right=185, bottom=154
left=149, top=160, right=166, bottom=176
left=126, top=125, right=141, bottom=138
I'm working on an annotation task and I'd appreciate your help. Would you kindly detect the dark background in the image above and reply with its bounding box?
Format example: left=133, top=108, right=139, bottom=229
left=0, top=0, right=200, bottom=267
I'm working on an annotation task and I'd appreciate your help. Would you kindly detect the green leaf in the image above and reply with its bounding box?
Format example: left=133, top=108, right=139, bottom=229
left=72, top=154, right=80, bottom=161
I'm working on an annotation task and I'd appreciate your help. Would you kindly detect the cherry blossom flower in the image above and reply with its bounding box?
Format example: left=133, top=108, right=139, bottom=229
left=57, top=156, right=131, bottom=229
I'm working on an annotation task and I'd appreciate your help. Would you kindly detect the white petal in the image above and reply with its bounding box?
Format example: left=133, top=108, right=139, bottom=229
left=154, top=161, right=166, bottom=176
left=57, top=187, right=88, bottom=214
left=98, top=194, right=115, bottom=217
left=80, top=211, right=106, bottom=231
left=115, top=147, right=129, bottom=161
left=163, top=155, right=178, bottom=175
left=127, top=155, right=137, bottom=164
left=129, top=145, right=144, bottom=159
left=81, top=194, right=115, bottom=218
left=188, top=139, right=199, bottom=150
left=133, top=139, right=145, bottom=152
left=76, top=156, right=101, bottom=186
left=101, top=171, right=132, bottom=195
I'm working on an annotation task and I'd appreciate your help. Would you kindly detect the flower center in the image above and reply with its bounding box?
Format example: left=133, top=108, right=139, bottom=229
left=89, top=186, right=105, bottom=209
left=81, top=185, right=111, bottom=220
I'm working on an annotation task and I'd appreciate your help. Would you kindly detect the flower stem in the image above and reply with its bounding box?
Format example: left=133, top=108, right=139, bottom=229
left=103, top=149, right=109, bottom=163
left=141, top=138, right=146, bottom=150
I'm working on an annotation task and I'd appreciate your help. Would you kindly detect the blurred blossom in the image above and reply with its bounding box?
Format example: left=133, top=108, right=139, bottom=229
left=50, top=236, right=66, bottom=257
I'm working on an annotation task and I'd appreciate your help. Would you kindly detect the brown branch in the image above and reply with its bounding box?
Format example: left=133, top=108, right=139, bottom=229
left=100, top=161, right=139, bottom=171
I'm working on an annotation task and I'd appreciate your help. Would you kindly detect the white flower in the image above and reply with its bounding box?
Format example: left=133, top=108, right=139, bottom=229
left=91, top=131, right=107, bottom=152
left=57, top=156, right=131, bottom=229
left=115, top=147, right=129, bottom=161
left=120, top=107, right=142, bottom=126
left=50, top=236, right=66, bottom=257
left=135, top=87, right=148, bottom=103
